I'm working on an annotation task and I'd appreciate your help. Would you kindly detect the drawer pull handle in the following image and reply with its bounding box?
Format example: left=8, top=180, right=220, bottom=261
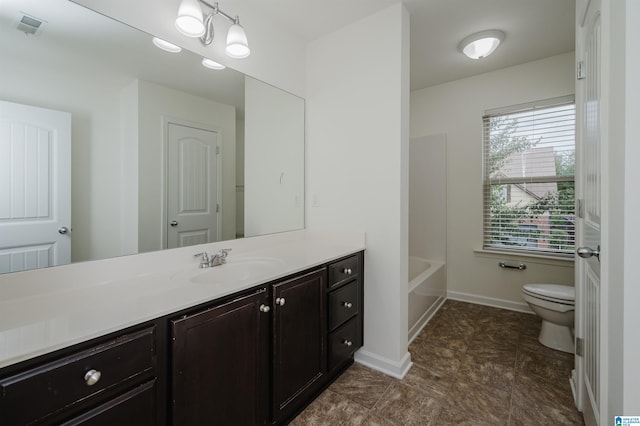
left=259, top=304, right=271, bottom=313
left=275, top=297, right=286, bottom=306
left=343, top=302, right=353, bottom=309
left=343, top=339, right=353, bottom=347
left=84, top=369, right=102, bottom=386
left=342, top=268, right=352, bottom=275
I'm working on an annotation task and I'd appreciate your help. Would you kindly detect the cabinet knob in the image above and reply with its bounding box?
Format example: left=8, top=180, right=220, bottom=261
left=342, top=340, right=353, bottom=347
left=84, top=369, right=102, bottom=386
left=259, top=304, right=271, bottom=313
left=343, top=268, right=352, bottom=275
left=343, top=301, right=353, bottom=309
left=275, top=297, right=286, bottom=306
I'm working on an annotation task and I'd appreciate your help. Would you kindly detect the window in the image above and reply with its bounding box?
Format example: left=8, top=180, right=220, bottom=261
left=483, top=96, right=575, bottom=256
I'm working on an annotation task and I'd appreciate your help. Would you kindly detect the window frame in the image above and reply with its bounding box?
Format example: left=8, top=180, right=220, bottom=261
left=482, top=95, right=576, bottom=258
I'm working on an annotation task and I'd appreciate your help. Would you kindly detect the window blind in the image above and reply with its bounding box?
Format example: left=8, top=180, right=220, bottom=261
left=483, top=97, right=576, bottom=256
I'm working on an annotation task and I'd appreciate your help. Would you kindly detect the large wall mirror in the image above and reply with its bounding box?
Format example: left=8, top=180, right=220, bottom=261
left=0, top=0, right=304, bottom=275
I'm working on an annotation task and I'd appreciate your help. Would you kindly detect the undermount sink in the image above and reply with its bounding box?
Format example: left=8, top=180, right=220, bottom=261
left=187, top=257, right=287, bottom=284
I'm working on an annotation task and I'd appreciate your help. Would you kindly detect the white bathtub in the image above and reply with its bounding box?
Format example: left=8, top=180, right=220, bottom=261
left=408, top=256, right=446, bottom=343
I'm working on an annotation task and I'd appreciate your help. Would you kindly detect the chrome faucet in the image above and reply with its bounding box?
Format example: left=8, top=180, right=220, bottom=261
left=195, top=249, right=231, bottom=268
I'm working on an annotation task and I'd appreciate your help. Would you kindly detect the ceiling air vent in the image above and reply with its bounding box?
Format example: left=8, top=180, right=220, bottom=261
left=16, top=13, right=47, bottom=36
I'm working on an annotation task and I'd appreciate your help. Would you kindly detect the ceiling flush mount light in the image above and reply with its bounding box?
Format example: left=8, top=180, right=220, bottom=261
left=152, top=37, right=182, bottom=53
left=202, top=57, right=226, bottom=70
left=458, top=30, right=505, bottom=59
left=175, top=0, right=250, bottom=59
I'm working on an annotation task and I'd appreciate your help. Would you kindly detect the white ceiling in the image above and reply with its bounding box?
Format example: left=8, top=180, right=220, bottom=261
left=244, top=0, right=576, bottom=91
left=2, top=0, right=576, bottom=106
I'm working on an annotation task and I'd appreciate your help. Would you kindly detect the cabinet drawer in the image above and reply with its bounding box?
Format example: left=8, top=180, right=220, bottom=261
left=60, top=379, right=156, bottom=426
left=328, top=317, right=361, bottom=369
left=0, top=326, right=156, bottom=425
left=328, top=255, right=360, bottom=289
left=328, top=280, right=359, bottom=331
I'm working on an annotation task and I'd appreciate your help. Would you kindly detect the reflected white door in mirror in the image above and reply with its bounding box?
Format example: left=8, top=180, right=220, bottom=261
left=0, top=100, right=71, bottom=273
left=166, top=122, right=221, bottom=248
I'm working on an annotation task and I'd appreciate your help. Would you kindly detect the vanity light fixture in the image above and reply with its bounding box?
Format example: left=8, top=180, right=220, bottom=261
left=458, top=30, right=505, bottom=59
left=152, top=37, right=182, bottom=53
left=175, top=0, right=250, bottom=59
left=202, top=57, right=226, bottom=70
left=175, top=0, right=206, bottom=37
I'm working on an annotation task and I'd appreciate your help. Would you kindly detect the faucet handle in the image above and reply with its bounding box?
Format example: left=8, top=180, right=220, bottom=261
left=194, top=251, right=209, bottom=260
left=194, top=252, right=210, bottom=268
left=216, top=249, right=231, bottom=264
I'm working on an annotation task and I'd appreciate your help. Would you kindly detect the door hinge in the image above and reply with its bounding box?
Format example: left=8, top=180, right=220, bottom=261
left=577, top=61, right=586, bottom=80
left=216, top=145, right=220, bottom=155
left=577, top=199, right=585, bottom=218
left=576, top=337, right=584, bottom=357
left=216, top=204, right=220, bottom=213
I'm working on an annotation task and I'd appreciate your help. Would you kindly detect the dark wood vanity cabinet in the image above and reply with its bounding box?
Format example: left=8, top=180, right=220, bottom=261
left=0, top=325, right=161, bottom=425
left=170, top=288, right=270, bottom=426
left=272, top=269, right=326, bottom=423
left=169, top=253, right=363, bottom=425
left=327, top=254, right=363, bottom=372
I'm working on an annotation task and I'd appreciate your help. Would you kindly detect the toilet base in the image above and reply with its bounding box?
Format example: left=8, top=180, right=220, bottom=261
left=538, top=320, right=574, bottom=353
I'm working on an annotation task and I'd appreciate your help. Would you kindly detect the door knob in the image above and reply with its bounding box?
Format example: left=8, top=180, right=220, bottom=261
left=58, top=226, right=70, bottom=235
left=275, top=297, right=286, bottom=306
left=577, top=245, right=600, bottom=260
left=170, top=220, right=178, bottom=227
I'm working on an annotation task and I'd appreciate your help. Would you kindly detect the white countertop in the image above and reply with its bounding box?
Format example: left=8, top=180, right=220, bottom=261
left=0, top=230, right=365, bottom=369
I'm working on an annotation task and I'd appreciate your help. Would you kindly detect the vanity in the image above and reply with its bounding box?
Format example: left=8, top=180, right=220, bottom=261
left=0, top=231, right=364, bottom=425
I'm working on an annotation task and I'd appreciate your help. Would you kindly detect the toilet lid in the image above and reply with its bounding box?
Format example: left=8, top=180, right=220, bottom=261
left=523, top=284, right=575, bottom=302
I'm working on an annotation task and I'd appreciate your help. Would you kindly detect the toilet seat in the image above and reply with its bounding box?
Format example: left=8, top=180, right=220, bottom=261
left=523, top=283, right=575, bottom=306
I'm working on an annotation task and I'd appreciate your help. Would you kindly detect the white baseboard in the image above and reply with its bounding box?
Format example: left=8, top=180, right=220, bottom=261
left=354, top=349, right=413, bottom=379
left=447, top=290, right=533, bottom=314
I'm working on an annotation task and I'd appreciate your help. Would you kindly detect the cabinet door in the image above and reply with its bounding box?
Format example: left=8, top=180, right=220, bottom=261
left=171, top=288, right=269, bottom=426
left=272, top=269, right=326, bottom=422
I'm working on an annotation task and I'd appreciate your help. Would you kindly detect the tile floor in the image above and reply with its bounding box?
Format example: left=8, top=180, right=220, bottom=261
left=291, top=300, right=584, bottom=425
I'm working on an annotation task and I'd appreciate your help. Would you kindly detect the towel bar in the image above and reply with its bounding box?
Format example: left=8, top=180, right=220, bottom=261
left=499, top=261, right=527, bottom=270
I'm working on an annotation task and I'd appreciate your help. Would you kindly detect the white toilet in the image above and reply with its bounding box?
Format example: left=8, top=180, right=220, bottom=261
left=522, top=283, right=575, bottom=353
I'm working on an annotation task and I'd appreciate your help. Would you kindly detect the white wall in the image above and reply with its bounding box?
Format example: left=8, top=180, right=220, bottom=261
left=409, top=134, right=447, bottom=263
left=73, top=0, right=306, bottom=98
left=125, top=80, right=237, bottom=251
left=411, top=53, right=576, bottom=309
left=244, top=77, right=305, bottom=237
left=306, top=3, right=411, bottom=377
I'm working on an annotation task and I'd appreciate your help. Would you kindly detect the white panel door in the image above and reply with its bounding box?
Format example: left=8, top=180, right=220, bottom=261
left=166, top=123, right=220, bottom=249
left=575, top=1, right=602, bottom=424
left=0, top=100, right=71, bottom=273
